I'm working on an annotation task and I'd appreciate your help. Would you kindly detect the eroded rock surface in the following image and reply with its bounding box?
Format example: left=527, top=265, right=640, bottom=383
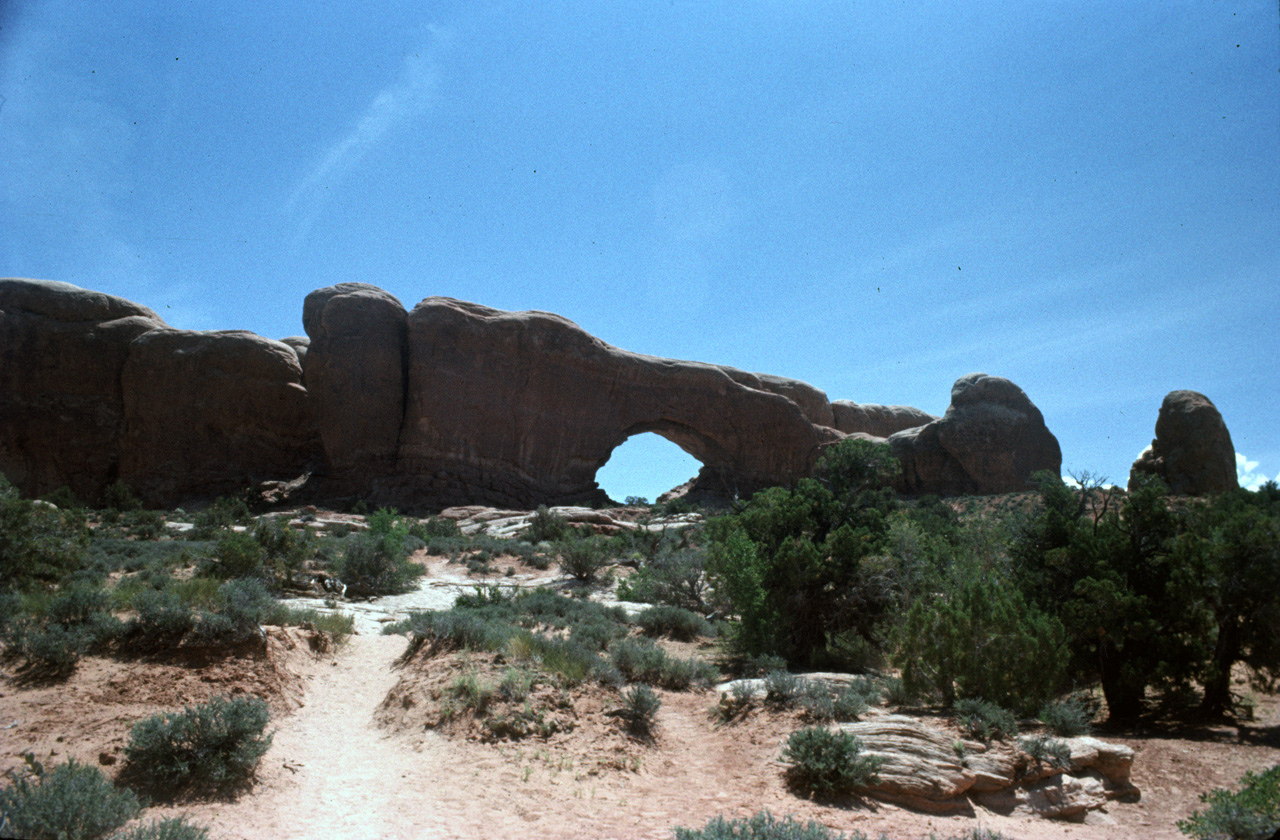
left=0, top=278, right=168, bottom=502
left=120, top=329, right=321, bottom=506
left=831, top=401, right=937, bottom=438
left=889, top=373, right=1061, bottom=495
left=1128, top=390, right=1237, bottom=495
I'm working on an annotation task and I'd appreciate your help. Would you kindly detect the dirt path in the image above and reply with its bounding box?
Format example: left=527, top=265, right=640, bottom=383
left=150, top=634, right=450, bottom=840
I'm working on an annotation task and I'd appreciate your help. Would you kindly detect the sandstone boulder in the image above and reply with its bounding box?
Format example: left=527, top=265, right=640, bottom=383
left=302, top=284, right=409, bottom=477
left=831, top=401, right=937, bottom=438
left=393, top=297, right=838, bottom=509
left=889, top=373, right=1061, bottom=495
left=279, top=335, right=310, bottom=365
left=0, top=278, right=168, bottom=501
left=977, top=771, right=1109, bottom=821
left=1128, top=390, right=1237, bottom=495
left=119, top=329, right=321, bottom=506
left=836, top=715, right=978, bottom=812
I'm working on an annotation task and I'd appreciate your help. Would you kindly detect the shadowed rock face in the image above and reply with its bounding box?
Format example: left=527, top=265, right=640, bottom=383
left=120, top=329, right=322, bottom=506
left=1, top=278, right=1067, bottom=507
left=1129, top=390, right=1237, bottom=495
left=392, top=296, right=839, bottom=508
left=302, top=284, right=408, bottom=476
left=889, top=373, right=1061, bottom=495
left=0, top=278, right=168, bottom=502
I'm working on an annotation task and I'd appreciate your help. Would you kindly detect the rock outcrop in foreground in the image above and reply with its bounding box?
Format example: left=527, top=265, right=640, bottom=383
left=1, top=278, right=1065, bottom=507
left=1129, top=390, right=1238, bottom=495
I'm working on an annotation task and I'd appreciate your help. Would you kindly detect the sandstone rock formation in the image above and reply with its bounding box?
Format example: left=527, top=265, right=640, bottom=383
left=392, top=296, right=839, bottom=509
left=119, top=329, right=321, bottom=506
left=1128, top=390, right=1237, bottom=495
left=823, top=715, right=1136, bottom=820
left=889, top=373, right=1061, bottom=495
left=831, top=401, right=937, bottom=438
left=0, top=278, right=168, bottom=502
left=1, top=278, right=1068, bottom=508
left=302, top=283, right=409, bottom=478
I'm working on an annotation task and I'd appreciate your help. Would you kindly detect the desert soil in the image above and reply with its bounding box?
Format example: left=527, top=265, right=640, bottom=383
left=4, top=554, right=1279, bottom=840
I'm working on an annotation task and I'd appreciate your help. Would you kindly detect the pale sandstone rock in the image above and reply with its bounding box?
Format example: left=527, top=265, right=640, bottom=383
left=830, top=401, right=937, bottom=438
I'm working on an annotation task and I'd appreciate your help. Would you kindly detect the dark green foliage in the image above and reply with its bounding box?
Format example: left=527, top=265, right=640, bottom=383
left=953, top=698, right=1019, bottom=742
left=0, top=756, right=140, bottom=840
left=1012, top=472, right=1200, bottom=723
left=0, top=476, right=89, bottom=588
left=1, top=583, right=123, bottom=674
left=189, top=579, right=273, bottom=645
left=781, top=727, right=882, bottom=797
left=127, top=590, right=197, bottom=646
left=616, top=547, right=710, bottom=612
left=705, top=439, right=900, bottom=667
left=103, top=481, right=143, bottom=513
left=114, top=817, right=211, bottom=840
left=614, top=684, right=662, bottom=737
left=124, top=510, right=166, bottom=541
left=1178, top=764, right=1280, bottom=840
left=333, top=509, right=421, bottom=596
left=672, top=810, right=857, bottom=840
left=1038, top=695, right=1094, bottom=737
left=188, top=497, right=252, bottom=539
left=636, top=605, right=713, bottom=641
left=1171, top=487, right=1280, bottom=716
left=557, top=535, right=610, bottom=583
left=252, top=517, right=314, bottom=588
left=413, top=516, right=462, bottom=539
left=208, top=532, right=267, bottom=580
left=893, top=559, right=1067, bottom=714
left=40, top=487, right=84, bottom=512
left=764, top=670, right=802, bottom=707
left=524, top=505, right=570, bottom=543
left=123, top=694, right=272, bottom=797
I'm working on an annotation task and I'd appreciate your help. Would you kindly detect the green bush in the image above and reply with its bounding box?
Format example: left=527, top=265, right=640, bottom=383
left=524, top=505, right=570, bottom=543
left=114, top=817, right=211, bottom=840
left=608, top=637, right=715, bottom=690
left=1018, top=734, right=1072, bottom=771
left=103, top=481, right=143, bottom=513
left=781, top=727, right=882, bottom=797
left=332, top=511, right=421, bottom=596
left=953, top=698, right=1019, bottom=742
left=764, top=670, right=802, bottom=707
left=0, top=477, right=89, bottom=588
left=252, top=517, right=313, bottom=586
left=1179, top=764, right=1280, bottom=840
left=414, top=516, right=462, bottom=539
left=1038, top=695, right=1093, bottom=737
left=557, top=535, right=610, bottom=583
left=0, top=756, right=140, bottom=840
left=123, top=694, right=273, bottom=797
left=209, top=532, right=267, bottom=580
left=125, top=510, right=166, bottom=541
left=673, top=810, right=856, bottom=840
left=614, top=684, right=661, bottom=737
left=635, top=605, right=713, bottom=641
left=127, top=590, right=196, bottom=646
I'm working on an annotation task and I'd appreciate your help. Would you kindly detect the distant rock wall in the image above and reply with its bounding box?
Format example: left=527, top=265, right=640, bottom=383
left=1, top=277, right=1069, bottom=507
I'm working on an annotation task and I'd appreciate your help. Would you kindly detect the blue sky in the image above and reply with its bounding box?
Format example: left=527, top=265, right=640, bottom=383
left=3, top=2, right=1277, bottom=502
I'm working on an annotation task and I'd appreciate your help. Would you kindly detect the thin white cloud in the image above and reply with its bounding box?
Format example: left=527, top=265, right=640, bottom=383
left=1236, top=452, right=1276, bottom=491
left=284, top=37, right=442, bottom=247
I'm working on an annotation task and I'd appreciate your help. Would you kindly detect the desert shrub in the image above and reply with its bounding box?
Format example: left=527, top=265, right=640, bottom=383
left=207, top=532, right=267, bottom=581
left=782, top=727, right=882, bottom=797
left=40, top=487, right=84, bottom=511
left=616, top=548, right=712, bottom=611
left=764, top=670, right=802, bottom=707
left=123, top=509, right=166, bottom=541
left=123, top=694, right=272, bottom=797
left=414, top=516, right=462, bottom=539
left=0, top=756, right=140, bottom=840
left=126, top=590, right=197, bottom=647
left=18, top=623, right=89, bottom=673
left=1178, top=764, right=1280, bottom=840
left=103, top=481, right=143, bottom=513
left=115, top=817, right=211, bottom=840
left=557, top=535, right=610, bottom=583
left=252, top=517, right=313, bottom=586
left=188, top=578, right=273, bottom=645
left=568, top=616, right=626, bottom=652
left=448, top=672, right=498, bottom=714
left=524, top=505, right=570, bottom=543
left=608, top=637, right=714, bottom=690
left=190, top=497, right=252, bottom=535
left=673, top=810, right=858, bottom=840
left=1038, top=695, right=1093, bottom=737
left=0, top=477, right=89, bottom=588
left=893, top=558, right=1067, bottom=715
left=953, top=698, right=1019, bottom=742
left=635, top=605, right=713, bottom=641
left=1018, top=734, right=1072, bottom=771
left=614, top=684, right=661, bottom=737
left=332, top=510, right=421, bottom=597
left=802, top=681, right=876, bottom=723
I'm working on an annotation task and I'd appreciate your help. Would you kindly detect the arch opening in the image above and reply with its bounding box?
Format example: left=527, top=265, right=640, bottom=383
left=594, top=431, right=702, bottom=505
